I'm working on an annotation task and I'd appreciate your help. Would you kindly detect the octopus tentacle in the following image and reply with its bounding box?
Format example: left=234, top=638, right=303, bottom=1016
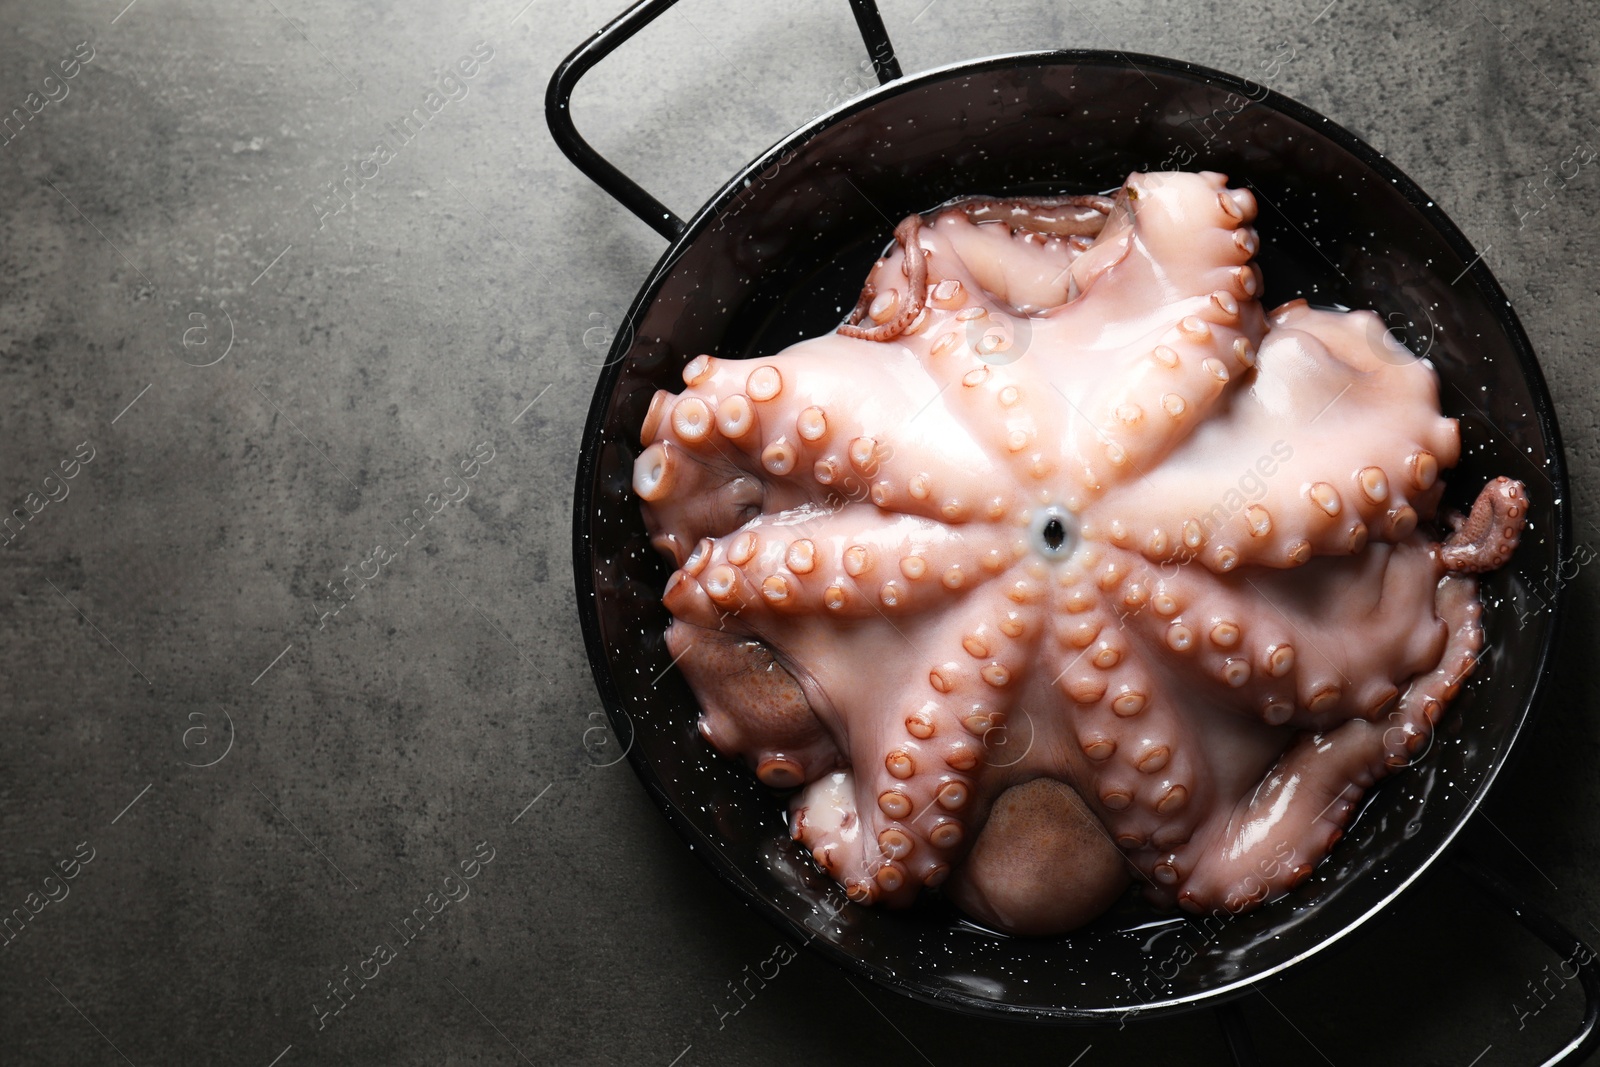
left=1159, top=572, right=1483, bottom=911
left=1088, top=302, right=1461, bottom=573
left=789, top=575, right=1057, bottom=905
left=920, top=210, right=1088, bottom=315
left=1054, top=634, right=1217, bottom=852
left=1035, top=175, right=1268, bottom=506
left=792, top=678, right=994, bottom=902
left=1441, top=476, right=1529, bottom=572
left=1111, top=540, right=1450, bottom=730
left=674, top=507, right=1018, bottom=626
left=1067, top=172, right=1260, bottom=304
left=1064, top=297, right=1261, bottom=499
left=838, top=215, right=928, bottom=342
left=789, top=770, right=867, bottom=892
left=639, top=348, right=1013, bottom=532
left=1382, top=573, right=1484, bottom=750
left=948, top=193, right=1115, bottom=237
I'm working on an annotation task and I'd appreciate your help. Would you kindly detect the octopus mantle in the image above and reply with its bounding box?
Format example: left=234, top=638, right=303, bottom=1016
left=633, top=170, right=1527, bottom=935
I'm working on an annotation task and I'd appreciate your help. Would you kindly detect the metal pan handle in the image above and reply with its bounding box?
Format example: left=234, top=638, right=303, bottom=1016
left=546, top=0, right=900, bottom=241
left=1450, top=853, right=1600, bottom=1065
left=1213, top=853, right=1599, bottom=1067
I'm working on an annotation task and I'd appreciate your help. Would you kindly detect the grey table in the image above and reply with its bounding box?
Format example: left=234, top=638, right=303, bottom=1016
left=2, top=1, right=1596, bottom=1064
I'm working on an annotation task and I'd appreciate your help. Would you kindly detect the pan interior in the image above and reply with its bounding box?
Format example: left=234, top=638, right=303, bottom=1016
left=577, top=53, right=1564, bottom=1020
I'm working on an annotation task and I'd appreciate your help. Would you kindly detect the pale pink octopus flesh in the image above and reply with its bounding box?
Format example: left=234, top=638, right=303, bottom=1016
left=632, top=170, right=1528, bottom=935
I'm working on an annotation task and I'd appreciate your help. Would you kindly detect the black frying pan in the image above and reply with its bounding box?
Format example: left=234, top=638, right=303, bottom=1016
left=550, top=1, right=1594, bottom=1060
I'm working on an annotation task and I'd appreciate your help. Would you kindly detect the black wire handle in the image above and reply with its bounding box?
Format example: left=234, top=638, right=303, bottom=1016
left=1214, top=1000, right=1261, bottom=1067
left=1212, top=853, right=1599, bottom=1066
left=1213, top=855, right=1600, bottom=1066
left=546, top=0, right=900, bottom=241
left=1451, top=853, right=1600, bottom=1065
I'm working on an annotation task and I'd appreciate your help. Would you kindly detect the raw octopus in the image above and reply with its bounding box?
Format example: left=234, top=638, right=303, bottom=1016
left=632, top=169, right=1527, bottom=935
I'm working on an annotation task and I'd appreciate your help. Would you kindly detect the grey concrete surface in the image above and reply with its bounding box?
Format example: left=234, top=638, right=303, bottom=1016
left=1, top=0, right=1597, bottom=1064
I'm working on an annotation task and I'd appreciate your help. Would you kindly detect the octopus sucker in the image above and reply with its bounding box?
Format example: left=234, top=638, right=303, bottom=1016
left=681, top=353, right=716, bottom=386
left=636, top=170, right=1529, bottom=935
left=839, top=215, right=929, bottom=342
left=747, top=364, right=783, bottom=402
left=632, top=441, right=678, bottom=501
left=715, top=393, right=758, bottom=442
